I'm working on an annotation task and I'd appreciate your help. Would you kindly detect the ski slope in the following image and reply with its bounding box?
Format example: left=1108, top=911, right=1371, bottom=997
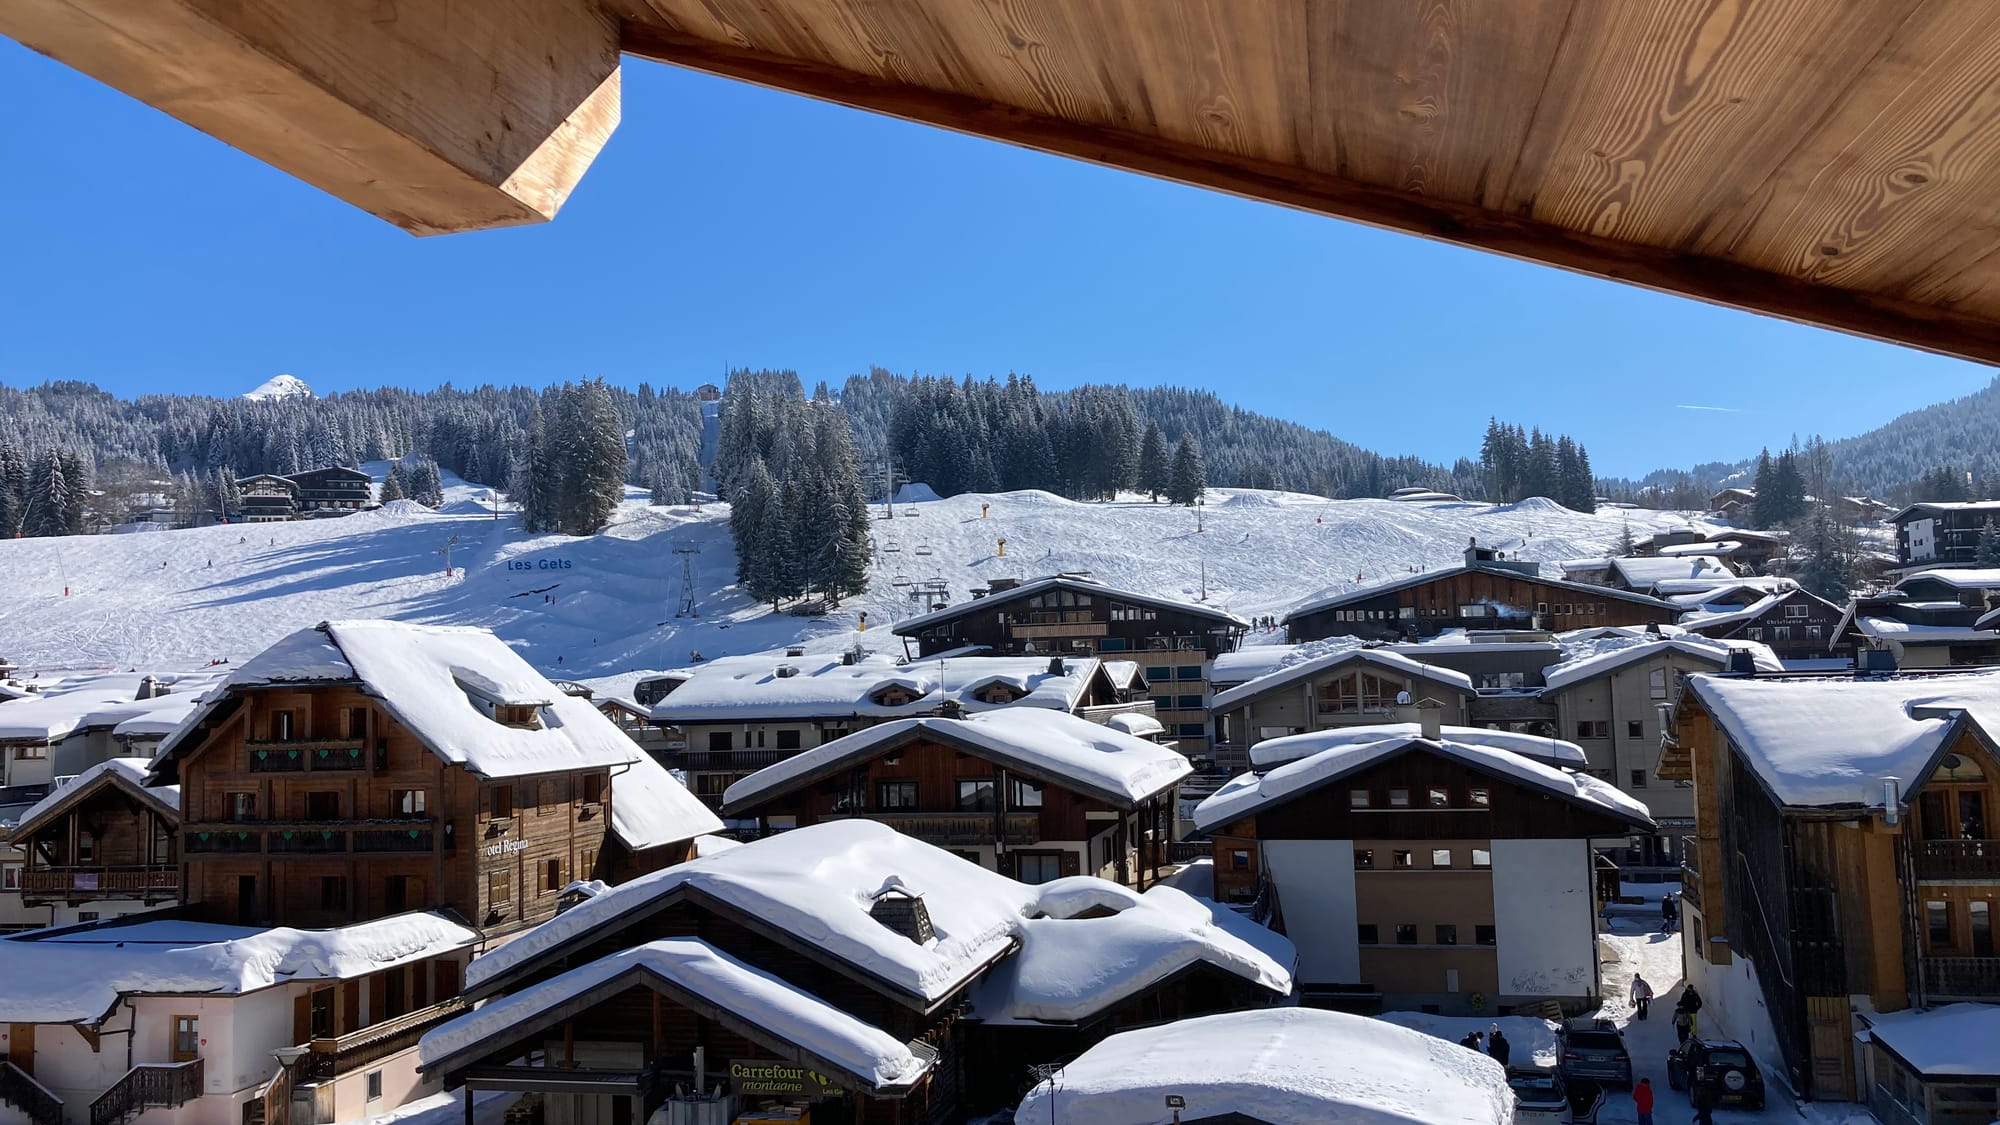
left=0, top=471, right=1700, bottom=682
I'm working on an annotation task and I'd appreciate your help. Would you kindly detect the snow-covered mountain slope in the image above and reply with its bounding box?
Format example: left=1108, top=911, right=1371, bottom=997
left=0, top=473, right=1698, bottom=681
left=243, top=373, right=312, bottom=401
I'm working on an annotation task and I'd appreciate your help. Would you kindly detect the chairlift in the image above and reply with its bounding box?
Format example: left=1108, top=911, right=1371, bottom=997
left=905, top=504, right=920, bottom=516
left=891, top=573, right=913, bottom=587
left=881, top=539, right=902, bottom=553
left=914, top=543, right=934, bottom=557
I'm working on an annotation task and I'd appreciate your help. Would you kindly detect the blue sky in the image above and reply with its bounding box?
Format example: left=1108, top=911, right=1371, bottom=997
left=0, top=40, right=1991, bottom=479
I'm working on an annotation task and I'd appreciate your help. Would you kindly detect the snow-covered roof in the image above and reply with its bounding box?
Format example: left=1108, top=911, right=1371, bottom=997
left=967, top=880, right=1293, bottom=1025
left=1376, top=1012, right=1564, bottom=1070
left=892, top=575, right=1249, bottom=633
left=0, top=676, right=208, bottom=745
left=1194, top=731, right=1653, bottom=834
left=607, top=753, right=723, bottom=851
left=1898, top=568, right=2000, bottom=591
left=9, top=757, right=179, bottom=839
left=647, top=651, right=1104, bottom=723
left=1686, top=671, right=2000, bottom=809
left=1209, top=645, right=1302, bottom=687
left=1099, top=659, right=1143, bottom=692
left=1539, top=636, right=1781, bottom=693
left=1855, top=617, right=2000, bottom=645
left=419, top=939, right=933, bottom=1091
left=1663, top=578, right=1798, bottom=608
left=466, top=820, right=1036, bottom=1005
left=1863, top=1003, right=2000, bottom=1077
left=1013, top=1007, right=1514, bottom=1125
left=1285, top=563, right=1672, bottom=622
left=154, top=622, right=654, bottom=781
left=1659, top=540, right=1741, bottom=557
left=0, top=912, right=477, bottom=1025
left=1610, top=555, right=1736, bottom=592
left=1677, top=594, right=1786, bottom=632
left=1105, top=711, right=1165, bottom=738
left=722, top=710, right=1191, bottom=812
left=1249, top=723, right=1586, bottom=770
left=1887, top=499, right=2000, bottom=524
left=1210, top=647, right=1475, bottom=711
left=1981, top=606, right=2000, bottom=631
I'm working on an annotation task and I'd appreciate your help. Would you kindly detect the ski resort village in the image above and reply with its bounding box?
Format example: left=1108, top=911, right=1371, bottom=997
left=13, top=3, right=2000, bottom=1125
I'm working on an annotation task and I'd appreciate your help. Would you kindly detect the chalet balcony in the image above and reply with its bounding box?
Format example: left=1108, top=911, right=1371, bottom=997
left=89, top=1058, right=201, bottom=1125
left=1010, top=621, right=1108, bottom=640
left=1913, top=839, right=2000, bottom=881
left=1679, top=839, right=1702, bottom=910
left=827, top=811, right=1038, bottom=847
left=672, top=748, right=794, bottom=772
left=305, top=997, right=470, bottom=1080
left=21, top=865, right=178, bottom=903
left=246, top=739, right=368, bottom=772
left=1923, top=956, right=2000, bottom=999
left=184, top=818, right=436, bottom=856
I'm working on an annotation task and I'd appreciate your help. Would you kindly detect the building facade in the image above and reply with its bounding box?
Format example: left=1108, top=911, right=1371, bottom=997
left=11, top=759, right=180, bottom=926
left=1890, top=501, right=2000, bottom=569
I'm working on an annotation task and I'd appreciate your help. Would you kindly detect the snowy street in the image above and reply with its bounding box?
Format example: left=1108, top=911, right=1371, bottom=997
left=1592, top=916, right=1879, bottom=1125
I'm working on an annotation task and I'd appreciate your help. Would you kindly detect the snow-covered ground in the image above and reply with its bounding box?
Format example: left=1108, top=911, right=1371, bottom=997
left=0, top=469, right=1701, bottom=681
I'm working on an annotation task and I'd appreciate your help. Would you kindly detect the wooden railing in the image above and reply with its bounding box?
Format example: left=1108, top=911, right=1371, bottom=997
left=830, top=811, right=1037, bottom=846
left=90, top=1058, right=203, bottom=1125
left=1923, top=956, right=2000, bottom=999
left=1679, top=838, right=1703, bottom=910
left=0, top=1061, right=64, bottom=1125
left=1914, top=839, right=2000, bottom=881
left=306, top=997, right=471, bottom=1079
left=185, top=819, right=436, bottom=856
left=671, top=749, right=793, bottom=772
left=1168, top=840, right=1210, bottom=864
left=21, top=865, right=179, bottom=899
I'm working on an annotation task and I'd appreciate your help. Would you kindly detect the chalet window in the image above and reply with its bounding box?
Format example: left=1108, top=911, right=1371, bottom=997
left=1927, top=900, right=1952, bottom=949
left=0, top=865, right=17, bottom=891
left=305, top=791, right=340, bottom=819
left=320, top=876, right=348, bottom=910
left=1389, top=787, right=1411, bottom=807
left=1575, top=721, right=1610, bottom=740
left=1177, top=722, right=1207, bottom=737
left=1009, top=779, right=1043, bottom=809
left=1436, top=924, right=1458, bottom=945
left=488, top=869, right=512, bottom=906
left=77, top=833, right=95, bottom=863
left=494, top=704, right=538, bottom=727
left=366, top=1071, right=383, bottom=1102
left=708, top=731, right=733, bottom=752
left=268, top=711, right=296, bottom=740
left=876, top=781, right=918, bottom=810
left=1176, top=694, right=1204, bottom=710
left=1431, top=848, right=1453, bottom=868
left=1392, top=850, right=1413, bottom=869
left=1475, top=924, right=1497, bottom=945
left=78, top=911, right=98, bottom=922
left=1354, top=849, right=1374, bottom=869
left=1785, top=603, right=1810, bottom=618
left=13, top=745, right=46, bottom=761
left=395, top=790, right=427, bottom=817
left=1145, top=666, right=1173, bottom=683
left=1176, top=666, right=1202, bottom=681
left=1536, top=603, right=1548, bottom=614
left=1648, top=670, right=1668, bottom=699
left=540, top=858, right=563, bottom=893
left=310, top=988, right=334, bottom=1039
left=173, top=1017, right=200, bottom=1061
left=1630, top=769, right=1648, bottom=789
left=1472, top=849, right=1492, bottom=868
left=1015, top=853, right=1063, bottom=885
left=752, top=729, right=767, bottom=749
left=1394, top=924, right=1418, bottom=945
left=1151, top=695, right=1174, bottom=711
left=1627, top=719, right=1645, bottom=739
left=1557, top=604, right=1571, bottom=615
left=1807, top=625, right=1823, bottom=641
left=581, top=775, right=604, bottom=805
left=228, top=792, right=257, bottom=821
left=343, top=707, right=368, bottom=739
left=1459, top=603, right=1492, bottom=617
left=1230, top=849, right=1250, bottom=871
left=1773, top=626, right=1793, bottom=642
left=1469, top=788, right=1490, bottom=807
left=956, top=779, right=997, bottom=812
left=1748, top=627, right=1762, bottom=639
left=580, top=847, right=598, bottom=877
left=384, top=876, right=409, bottom=914
left=1973, top=902, right=1992, bottom=957
left=1357, top=924, right=1379, bottom=945
left=488, top=786, right=513, bottom=819
left=775, top=729, right=802, bottom=750
left=1349, top=788, right=1371, bottom=808
left=1428, top=787, right=1449, bottom=808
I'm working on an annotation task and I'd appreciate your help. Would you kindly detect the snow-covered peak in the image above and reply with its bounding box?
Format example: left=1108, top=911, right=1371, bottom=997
left=244, top=373, right=312, bottom=401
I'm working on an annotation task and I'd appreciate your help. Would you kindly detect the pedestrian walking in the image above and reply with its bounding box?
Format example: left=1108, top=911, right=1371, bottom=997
left=1631, top=974, right=1655, bottom=1020
left=1486, top=1026, right=1511, bottom=1068
left=1633, top=1076, right=1655, bottom=1125
left=1690, top=1075, right=1718, bottom=1125
left=1673, top=1007, right=1694, bottom=1045
left=1661, top=893, right=1677, bottom=931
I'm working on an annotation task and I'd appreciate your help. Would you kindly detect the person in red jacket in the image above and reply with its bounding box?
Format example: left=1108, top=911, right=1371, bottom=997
left=1632, top=1076, right=1655, bottom=1125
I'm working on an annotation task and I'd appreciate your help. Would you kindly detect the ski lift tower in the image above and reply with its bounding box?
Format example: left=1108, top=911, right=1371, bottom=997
left=674, top=544, right=700, bottom=618
left=439, top=534, right=461, bottom=577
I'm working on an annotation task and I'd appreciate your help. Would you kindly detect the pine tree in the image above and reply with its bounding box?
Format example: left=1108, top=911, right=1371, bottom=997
left=1137, top=421, right=1169, bottom=501
left=22, top=449, right=71, bottom=538
left=378, top=471, right=406, bottom=503
left=649, top=470, right=674, bottom=507
left=751, top=477, right=797, bottom=608
left=1794, top=507, right=1850, bottom=602
left=1616, top=518, right=1636, bottom=557
left=57, top=449, right=89, bottom=533
left=565, top=379, right=628, bottom=535
left=0, top=443, right=26, bottom=536
left=1168, top=432, right=1206, bottom=506
left=1978, top=518, right=2000, bottom=569
left=731, top=459, right=774, bottom=590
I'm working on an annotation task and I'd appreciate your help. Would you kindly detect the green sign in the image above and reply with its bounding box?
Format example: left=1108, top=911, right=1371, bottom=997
left=728, top=1059, right=844, bottom=1100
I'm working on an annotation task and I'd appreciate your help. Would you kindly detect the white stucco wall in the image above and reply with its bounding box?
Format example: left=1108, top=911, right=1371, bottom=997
left=1491, top=838, right=1596, bottom=998
left=1681, top=934, right=1791, bottom=1095
left=1262, top=840, right=1357, bottom=984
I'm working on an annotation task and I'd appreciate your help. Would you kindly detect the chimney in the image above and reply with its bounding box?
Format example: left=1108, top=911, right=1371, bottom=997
left=841, top=649, right=858, bottom=666
left=775, top=665, right=798, bottom=679
left=938, top=697, right=965, bottom=719
left=1047, top=656, right=1065, bottom=676
left=986, top=577, right=1021, bottom=592
left=1417, top=698, right=1444, bottom=741
left=135, top=676, right=162, bottom=701
left=1726, top=649, right=1758, bottom=675
left=785, top=646, right=806, bottom=658
left=1881, top=777, right=1902, bottom=826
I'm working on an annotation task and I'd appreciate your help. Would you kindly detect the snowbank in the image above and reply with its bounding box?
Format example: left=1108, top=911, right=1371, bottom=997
left=1013, top=1007, right=1514, bottom=1125
left=1376, top=1011, right=1562, bottom=1070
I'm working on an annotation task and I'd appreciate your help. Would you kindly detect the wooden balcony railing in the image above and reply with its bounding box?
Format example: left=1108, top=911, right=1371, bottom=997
left=185, top=818, right=437, bottom=857
left=1923, top=956, right=2000, bottom=999
left=305, top=997, right=470, bottom=1079
left=0, top=1061, right=63, bottom=1125
left=21, top=865, right=178, bottom=901
left=1914, top=839, right=2000, bottom=881
left=828, top=811, right=1037, bottom=846
left=1679, top=838, right=1703, bottom=910
left=673, top=749, right=793, bottom=772
left=89, top=1058, right=202, bottom=1125
left=247, top=740, right=367, bottom=772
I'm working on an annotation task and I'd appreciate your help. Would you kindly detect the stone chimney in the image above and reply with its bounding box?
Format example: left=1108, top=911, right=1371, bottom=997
left=1417, top=698, right=1444, bottom=741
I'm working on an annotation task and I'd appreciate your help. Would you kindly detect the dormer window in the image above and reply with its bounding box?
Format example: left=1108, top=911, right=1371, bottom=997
left=493, top=704, right=540, bottom=728
left=871, top=686, right=918, bottom=708
left=974, top=683, right=1024, bottom=705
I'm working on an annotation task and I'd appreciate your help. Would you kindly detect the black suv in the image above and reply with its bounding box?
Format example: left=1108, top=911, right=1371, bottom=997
left=1666, top=1038, right=1765, bottom=1110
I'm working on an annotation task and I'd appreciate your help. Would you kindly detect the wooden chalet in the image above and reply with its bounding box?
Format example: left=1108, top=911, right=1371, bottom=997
left=148, top=621, right=714, bottom=934
left=1284, top=542, right=1676, bottom=644
left=238, top=474, right=300, bottom=523
left=9, top=759, right=179, bottom=926
left=418, top=820, right=1292, bottom=1125
left=1662, top=670, right=2000, bottom=1102
left=287, top=467, right=374, bottom=515
left=1674, top=584, right=1846, bottom=663
left=1891, top=502, right=2000, bottom=570
left=1835, top=572, right=2000, bottom=671
left=892, top=575, right=1246, bottom=752
left=719, top=709, right=1189, bottom=887
left=1207, top=648, right=1478, bottom=763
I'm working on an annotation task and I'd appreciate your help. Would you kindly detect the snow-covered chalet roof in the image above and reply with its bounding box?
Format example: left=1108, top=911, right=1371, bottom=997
left=647, top=651, right=1104, bottom=724
left=1685, top=671, right=2000, bottom=809
left=1898, top=568, right=2000, bottom=591
left=1663, top=578, right=1799, bottom=609
left=721, top=710, right=1191, bottom=813
left=0, top=912, right=477, bottom=1025
left=1887, top=499, right=2000, bottom=524
left=1248, top=722, right=1585, bottom=770
left=0, top=675, right=212, bottom=745
left=1854, top=617, right=2000, bottom=645
left=153, top=621, right=656, bottom=781
left=892, top=574, right=1248, bottom=634
left=9, top=758, right=179, bottom=840
left=1540, top=636, right=1782, bottom=692
left=1099, top=659, right=1143, bottom=692
left=1209, top=644, right=1303, bottom=687
left=607, top=752, right=723, bottom=851
left=1609, top=555, right=1736, bottom=592
left=1012, top=1007, right=1513, bottom=1125
left=420, top=939, right=935, bottom=1092
left=1209, top=647, right=1475, bottom=711
left=1194, top=731, right=1653, bottom=834
left=1863, top=1003, right=2000, bottom=1078
left=1284, top=562, right=1671, bottom=623
left=1105, top=711, right=1165, bottom=738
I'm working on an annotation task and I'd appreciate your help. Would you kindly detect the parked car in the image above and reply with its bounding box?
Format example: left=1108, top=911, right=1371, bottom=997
left=1666, top=1038, right=1765, bottom=1110
left=1558, top=1019, right=1633, bottom=1088
left=1508, top=1069, right=1604, bottom=1123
